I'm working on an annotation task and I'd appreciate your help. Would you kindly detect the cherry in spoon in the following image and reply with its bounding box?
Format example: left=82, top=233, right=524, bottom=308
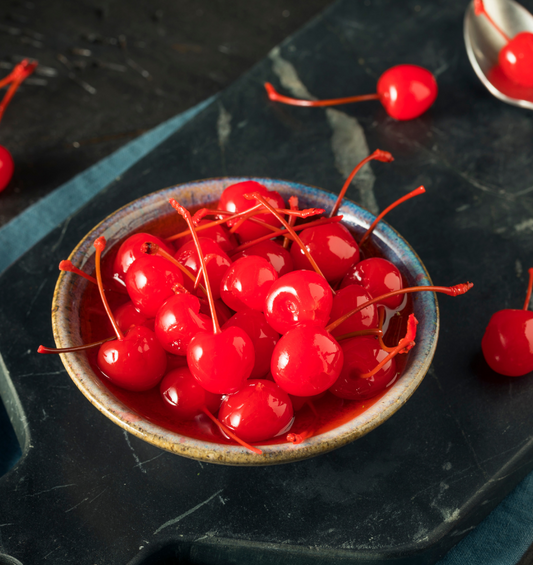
left=265, top=64, right=438, bottom=120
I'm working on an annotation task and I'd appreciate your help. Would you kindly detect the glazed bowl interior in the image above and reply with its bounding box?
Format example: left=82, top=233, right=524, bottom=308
left=52, top=177, right=439, bottom=466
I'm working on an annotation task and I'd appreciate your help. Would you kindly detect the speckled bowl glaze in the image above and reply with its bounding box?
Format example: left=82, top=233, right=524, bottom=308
left=52, top=178, right=439, bottom=466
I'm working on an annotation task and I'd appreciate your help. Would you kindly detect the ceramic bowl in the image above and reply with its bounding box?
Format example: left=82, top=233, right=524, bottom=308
left=52, top=178, right=438, bottom=466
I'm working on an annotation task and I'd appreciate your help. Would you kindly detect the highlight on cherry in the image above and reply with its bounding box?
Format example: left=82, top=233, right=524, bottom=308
left=40, top=149, right=473, bottom=454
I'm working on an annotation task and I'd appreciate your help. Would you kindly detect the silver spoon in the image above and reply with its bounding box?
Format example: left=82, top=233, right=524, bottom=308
left=464, top=0, right=533, bottom=109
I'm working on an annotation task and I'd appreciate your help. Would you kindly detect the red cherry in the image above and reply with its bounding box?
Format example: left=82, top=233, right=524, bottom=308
left=264, top=270, right=333, bottom=334
left=174, top=237, right=231, bottom=299
left=98, top=325, right=167, bottom=391
left=155, top=293, right=210, bottom=355
left=499, top=32, right=533, bottom=88
left=482, top=268, right=533, bottom=377
left=160, top=367, right=221, bottom=420
left=264, top=64, right=437, bottom=121
left=218, top=181, right=286, bottom=242
left=176, top=219, right=237, bottom=253
left=220, top=255, right=278, bottom=312
left=125, top=254, right=185, bottom=318
left=376, top=65, right=438, bottom=121
left=222, top=309, right=280, bottom=379
left=113, top=233, right=174, bottom=285
left=0, top=145, right=14, bottom=193
left=340, top=258, right=403, bottom=310
left=329, top=336, right=399, bottom=400
left=114, top=301, right=153, bottom=333
left=271, top=324, right=344, bottom=396
left=290, top=222, right=360, bottom=283
left=218, top=380, right=294, bottom=442
left=328, top=285, right=378, bottom=338
left=231, top=239, right=294, bottom=277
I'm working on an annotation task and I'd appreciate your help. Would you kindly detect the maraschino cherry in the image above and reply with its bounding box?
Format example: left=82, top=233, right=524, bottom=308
left=265, top=64, right=438, bottom=120
left=475, top=0, right=533, bottom=87
left=482, top=268, right=533, bottom=376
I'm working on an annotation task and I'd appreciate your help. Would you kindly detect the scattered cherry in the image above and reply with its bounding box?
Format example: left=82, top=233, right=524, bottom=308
left=482, top=268, right=533, bottom=376
left=265, top=64, right=438, bottom=120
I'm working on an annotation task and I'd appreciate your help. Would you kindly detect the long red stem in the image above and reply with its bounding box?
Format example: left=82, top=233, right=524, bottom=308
left=326, top=283, right=474, bottom=333
left=330, top=149, right=394, bottom=218
left=0, top=60, right=38, bottom=125
left=474, top=0, right=511, bottom=42
left=201, top=407, right=262, bottom=454
left=38, top=337, right=116, bottom=354
left=59, top=260, right=98, bottom=285
left=360, top=314, right=418, bottom=379
left=523, top=268, right=533, bottom=310
left=265, top=82, right=380, bottom=107
left=94, top=237, right=124, bottom=340
left=358, top=186, right=425, bottom=247
left=170, top=199, right=221, bottom=334
left=284, top=196, right=299, bottom=249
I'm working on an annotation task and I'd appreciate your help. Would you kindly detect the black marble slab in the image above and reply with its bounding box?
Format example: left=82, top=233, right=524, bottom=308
left=2, top=0, right=533, bottom=563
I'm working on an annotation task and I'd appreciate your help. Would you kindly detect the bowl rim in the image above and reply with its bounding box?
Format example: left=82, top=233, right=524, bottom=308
left=52, top=177, right=439, bottom=466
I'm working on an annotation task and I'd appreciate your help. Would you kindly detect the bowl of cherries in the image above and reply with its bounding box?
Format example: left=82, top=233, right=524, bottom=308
left=45, top=153, right=472, bottom=465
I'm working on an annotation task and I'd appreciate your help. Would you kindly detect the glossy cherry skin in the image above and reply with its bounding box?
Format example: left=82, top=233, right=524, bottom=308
left=264, top=270, right=333, bottom=334
left=329, top=336, right=398, bottom=400
left=377, top=65, right=438, bottom=121
left=125, top=254, right=185, bottom=318
left=97, top=326, right=167, bottom=391
left=114, top=301, right=153, bottom=333
left=231, top=239, right=294, bottom=277
left=175, top=237, right=231, bottom=299
left=187, top=326, right=255, bottom=394
left=218, top=380, right=294, bottom=442
left=113, top=233, right=174, bottom=285
left=482, top=309, right=533, bottom=376
left=499, top=32, right=533, bottom=88
left=176, top=219, right=237, bottom=253
left=341, top=257, right=403, bottom=309
left=218, top=180, right=286, bottom=242
left=222, top=309, right=280, bottom=379
left=220, top=255, right=278, bottom=312
left=290, top=223, right=360, bottom=283
left=328, top=285, right=378, bottom=338
left=0, top=145, right=14, bottom=193
left=271, top=324, right=344, bottom=396
left=160, top=367, right=222, bottom=420
left=155, top=293, right=210, bottom=355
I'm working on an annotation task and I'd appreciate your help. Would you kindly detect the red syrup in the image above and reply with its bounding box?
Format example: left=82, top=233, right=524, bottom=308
left=77, top=204, right=414, bottom=446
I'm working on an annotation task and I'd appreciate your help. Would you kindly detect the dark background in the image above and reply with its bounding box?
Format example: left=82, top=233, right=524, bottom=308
left=0, top=0, right=331, bottom=227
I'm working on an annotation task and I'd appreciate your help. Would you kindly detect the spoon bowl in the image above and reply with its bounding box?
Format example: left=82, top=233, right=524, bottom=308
left=464, top=0, right=533, bottom=108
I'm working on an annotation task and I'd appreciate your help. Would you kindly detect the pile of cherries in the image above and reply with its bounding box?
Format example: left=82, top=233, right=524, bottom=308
left=41, top=150, right=473, bottom=454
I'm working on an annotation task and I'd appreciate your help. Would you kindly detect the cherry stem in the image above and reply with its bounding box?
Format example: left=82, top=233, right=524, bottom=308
left=376, top=306, right=396, bottom=353
left=169, top=199, right=221, bottom=334
left=94, top=237, right=124, bottom=341
left=245, top=192, right=332, bottom=288
left=0, top=60, right=38, bottom=125
left=330, top=149, right=394, bottom=218
left=141, top=241, right=208, bottom=296
left=474, top=0, right=511, bottom=42
left=230, top=216, right=343, bottom=254
left=326, top=282, right=474, bottom=333
left=201, top=407, right=262, bottom=454
left=284, top=196, right=299, bottom=249
left=59, top=260, right=98, bottom=285
left=265, top=82, right=380, bottom=108
left=194, top=253, right=221, bottom=290
left=358, top=186, right=426, bottom=247
left=336, top=328, right=383, bottom=341
left=360, top=314, right=418, bottom=379
left=38, top=336, right=116, bottom=354
left=523, top=268, right=533, bottom=310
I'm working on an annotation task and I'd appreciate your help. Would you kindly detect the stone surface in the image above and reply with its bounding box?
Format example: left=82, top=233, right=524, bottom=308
left=2, top=0, right=533, bottom=563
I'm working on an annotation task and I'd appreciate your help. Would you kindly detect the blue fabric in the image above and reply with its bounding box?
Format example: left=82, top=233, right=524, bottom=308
left=0, top=95, right=531, bottom=564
